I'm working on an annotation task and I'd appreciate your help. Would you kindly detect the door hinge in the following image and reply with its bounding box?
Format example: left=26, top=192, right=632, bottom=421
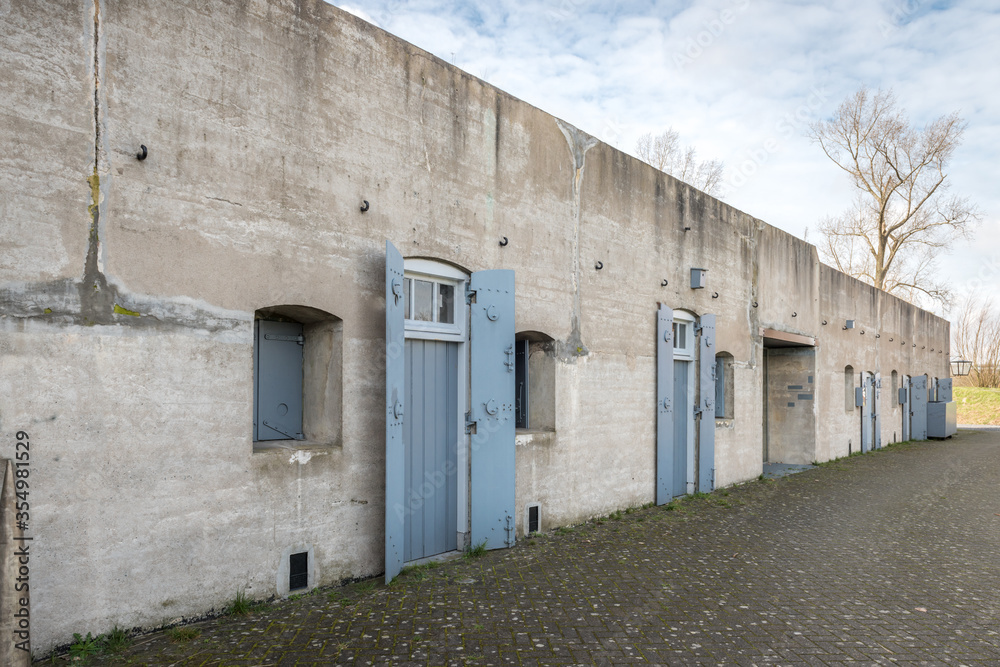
left=505, top=514, right=514, bottom=547
left=465, top=411, right=477, bottom=434
left=264, top=334, right=305, bottom=345
left=504, top=344, right=514, bottom=372
left=693, top=405, right=702, bottom=416
left=465, top=284, right=476, bottom=305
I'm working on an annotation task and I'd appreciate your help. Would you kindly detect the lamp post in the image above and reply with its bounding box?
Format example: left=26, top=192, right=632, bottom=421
left=950, top=358, right=972, bottom=377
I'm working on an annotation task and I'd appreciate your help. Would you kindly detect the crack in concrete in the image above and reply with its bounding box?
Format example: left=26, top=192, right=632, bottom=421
left=205, top=196, right=244, bottom=207
left=555, top=119, right=598, bottom=363
left=0, top=2, right=245, bottom=336
left=76, top=0, right=116, bottom=325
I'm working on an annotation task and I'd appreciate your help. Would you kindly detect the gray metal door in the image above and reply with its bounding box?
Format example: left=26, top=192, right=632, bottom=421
left=938, top=378, right=953, bottom=402
left=698, top=314, right=716, bottom=492
left=899, top=375, right=910, bottom=441
left=403, top=340, right=459, bottom=561
left=873, top=372, right=881, bottom=450
left=861, top=373, right=872, bottom=453
left=910, top=374, right=928, bottom=440
left=901, top=375, right=910, bottom=441
left=672, top=360, right=689, bottom=498
left=469, top=269, right=515, bottom=551
left=254, top=320, right=304, bottom=441
left=656, top=305, right=674, bottom=505
left=385, top=241, right=406, bottom=583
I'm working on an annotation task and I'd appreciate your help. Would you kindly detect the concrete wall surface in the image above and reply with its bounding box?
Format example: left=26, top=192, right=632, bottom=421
left=764, top=348, right=817, bottom=465
left=0, top=0, right=952, bottom=653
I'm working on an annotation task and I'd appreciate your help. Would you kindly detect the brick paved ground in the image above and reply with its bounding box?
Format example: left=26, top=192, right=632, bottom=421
left=58, top=430, right=1000, bottom=666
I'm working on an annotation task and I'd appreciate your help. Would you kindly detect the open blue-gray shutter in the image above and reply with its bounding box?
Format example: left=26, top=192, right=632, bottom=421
left=698, top=313, right=716, bottom=493
left=255, top=320, right=304, bottom=441
left=515, top=339, right=529, bottom=428
left=656, top=305, right=674, bottom=505
left=938, top=377, right=953, bottom=402
left=910, top=374, right=928, bottom=440
left=861, top=374, right=871, bottom=453
left=901, top=377, right=910, bottom=440
left=470, top=269, right=516, bottom=550
left=715, top=358, right=725, bottom=418
left=253, top=321, right=260, bottom=442
left=873, top=372, right=881, bottom=449
left=384, top=241, right=405, bottom=583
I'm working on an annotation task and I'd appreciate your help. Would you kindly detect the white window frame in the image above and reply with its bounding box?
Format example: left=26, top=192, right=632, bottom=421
left=403, top=260, right=466, bottom=342
left=673, top=310, right=696, bottom=361
left=671, top=309, right=698, bottom=495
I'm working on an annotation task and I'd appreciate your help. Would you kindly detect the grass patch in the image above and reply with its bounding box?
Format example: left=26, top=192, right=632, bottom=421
left=167, top=626, right=201, bottom=642
left=58, top=625, right=132, bottom=665
left=954, top=386, right=1000, bottom=425
left=102, top=625, right=132, bottom=654
left=65, top=627, right=133, bottom=662
left=355, top=580, right=379, bottom=593
left=225, top=589, right=261, bottom=616
left=399, top=561, right=441, bottom=581
left=69, top=633, right=102, bottom=660
left=464, top=540, right=488, bottom=559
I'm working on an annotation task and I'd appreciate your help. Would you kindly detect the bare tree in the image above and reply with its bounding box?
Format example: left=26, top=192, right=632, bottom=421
left=953, top=294, right=1000, bottom=388
left=809, top=87, right=979, bottom=306
left=635, top=128, right=724, bottom=196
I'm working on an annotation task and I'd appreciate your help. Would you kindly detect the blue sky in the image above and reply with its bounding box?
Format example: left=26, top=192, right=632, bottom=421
left=332, top=0, right=1000, bottom=316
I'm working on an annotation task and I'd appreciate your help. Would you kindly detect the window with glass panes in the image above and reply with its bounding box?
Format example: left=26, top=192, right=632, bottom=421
left=403, top=276, right=458, bottom=327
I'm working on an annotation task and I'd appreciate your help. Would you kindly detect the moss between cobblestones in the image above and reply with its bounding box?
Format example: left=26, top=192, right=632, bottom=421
left=56, top=439, right=995, bottom=666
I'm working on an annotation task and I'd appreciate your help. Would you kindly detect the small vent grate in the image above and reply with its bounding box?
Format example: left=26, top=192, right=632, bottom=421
left=289, top=552, right=308, bottom=591
left=527, top=505, right=539, bottom=534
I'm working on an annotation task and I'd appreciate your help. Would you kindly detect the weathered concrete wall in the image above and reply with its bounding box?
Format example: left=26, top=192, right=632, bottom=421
left=815, top=265, right=950, bottom=461
left=764, top=348, right=817, bottom=465
left=0, top=0, right=951, bottom=652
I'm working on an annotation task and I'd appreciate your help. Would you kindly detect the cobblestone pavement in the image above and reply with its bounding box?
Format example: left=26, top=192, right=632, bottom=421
left=71, top=430, right=1000, bottom=666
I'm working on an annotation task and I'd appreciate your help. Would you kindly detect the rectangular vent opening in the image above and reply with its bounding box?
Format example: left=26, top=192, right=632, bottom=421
left=527, top=505, right=539, bottom=534
left=289, top=551, right=308, bottom=591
